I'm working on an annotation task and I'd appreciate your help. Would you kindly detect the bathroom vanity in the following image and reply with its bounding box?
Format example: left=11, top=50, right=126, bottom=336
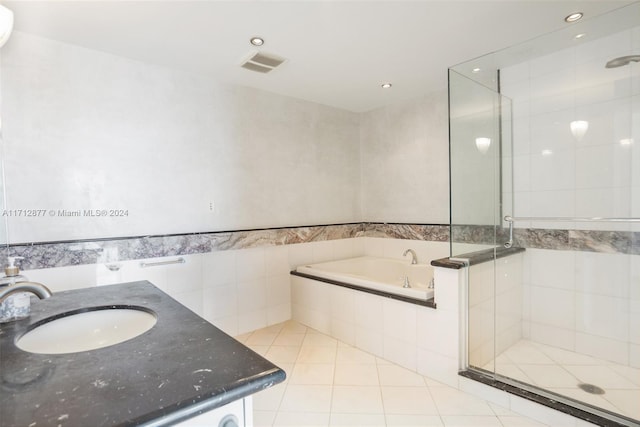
left=0, top=281, right=285, bottom=426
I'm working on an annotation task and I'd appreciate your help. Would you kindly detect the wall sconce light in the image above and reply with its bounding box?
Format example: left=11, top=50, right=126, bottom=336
left=570, top=120, right=589, bottom=141
left=475, top=137, right=491, bottom=154
left=620, top=138, right=633, bottom=146
left=0, top=5, right=13, bottom=48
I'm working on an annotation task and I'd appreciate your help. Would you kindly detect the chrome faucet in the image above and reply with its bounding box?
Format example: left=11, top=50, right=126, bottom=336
left=0, top=282, right=52, bottom=303
left=403, top=249, right=418, bottom=264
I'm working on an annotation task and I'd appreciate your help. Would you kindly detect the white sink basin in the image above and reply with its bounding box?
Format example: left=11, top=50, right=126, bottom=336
left=16, top=308, right=157, bottom=354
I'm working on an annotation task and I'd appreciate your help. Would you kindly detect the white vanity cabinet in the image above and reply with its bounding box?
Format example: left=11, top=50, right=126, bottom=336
left=174, top=397, right=253, bottom=427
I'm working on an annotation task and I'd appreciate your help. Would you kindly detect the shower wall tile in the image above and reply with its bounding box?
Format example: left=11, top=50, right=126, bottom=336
left=530, top=286, right=575, bottom=330
left=528, top=249, right=575, bottom=291
left=512, top=155, right=532, bottom=191
left=575, top=332, right=629, bottom=366
left=575, top=79, right=631, bottom=108
left=529, top=323, right=575, bottom=352
left=574, top=252, right=630, bottom=298
left=631, top=259, right=640, bottom=301
left=529, top=150, right=576, bottom=192
left=528, top=88, right=574, bottom=118
left=575, top=188, right=631, bottom=232
left=628, top=300, right=640, bottom=346
left=522, top=247, right=638, bottom=367
left=529, top=49, right=573, bottom=78
left=575, top=293, right=629, bottom=342
left=501, top=28, right=637, bottom=242
left=630, top=345, right=640, bottom=369
left=576, top=144, right=632, bottom=190
left=528, top=191, right=575, bottom=230
left=576, top=30, right=633, bottom=65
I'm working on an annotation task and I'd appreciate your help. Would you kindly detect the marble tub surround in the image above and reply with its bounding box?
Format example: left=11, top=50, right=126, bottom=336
left=0, top=281, right=285, bottom=427
left=9, top=223, right=453, bottom=271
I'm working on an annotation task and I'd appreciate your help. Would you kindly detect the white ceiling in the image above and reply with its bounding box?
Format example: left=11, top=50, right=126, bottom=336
left=4, top=0, right=633, bottom=112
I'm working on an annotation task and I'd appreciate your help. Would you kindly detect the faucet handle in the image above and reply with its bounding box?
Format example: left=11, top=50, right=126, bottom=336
left=403, top=276, right=411, bottom=288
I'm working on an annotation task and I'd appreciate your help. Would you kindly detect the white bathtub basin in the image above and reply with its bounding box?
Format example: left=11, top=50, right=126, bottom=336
left=16, top=307, right=157, bottom=354
left=296, top=256, right=434, bottom=300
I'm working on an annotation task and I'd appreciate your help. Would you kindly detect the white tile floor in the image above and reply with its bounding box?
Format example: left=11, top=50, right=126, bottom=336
left=486, top=340, right=640, bottom=421
left=235, top=321, right=551, bottom=427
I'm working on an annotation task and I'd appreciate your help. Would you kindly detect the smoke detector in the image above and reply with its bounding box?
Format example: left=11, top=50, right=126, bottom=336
left=241, top=51, right=286, bottom=74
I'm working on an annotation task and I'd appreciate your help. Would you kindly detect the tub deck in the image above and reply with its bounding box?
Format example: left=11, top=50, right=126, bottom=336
left=293, top=256, right=435, bottom=307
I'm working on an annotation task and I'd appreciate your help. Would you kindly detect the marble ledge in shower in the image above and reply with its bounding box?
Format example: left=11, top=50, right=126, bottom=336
left=431, top=246, right=526, bottom=270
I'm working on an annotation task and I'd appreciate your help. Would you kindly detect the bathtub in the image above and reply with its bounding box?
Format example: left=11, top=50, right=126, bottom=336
left=293, top=256, right=434, bottom=302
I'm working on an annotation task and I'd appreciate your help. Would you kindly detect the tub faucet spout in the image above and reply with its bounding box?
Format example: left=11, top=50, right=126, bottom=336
left=403, top=249, right=418, bottom=264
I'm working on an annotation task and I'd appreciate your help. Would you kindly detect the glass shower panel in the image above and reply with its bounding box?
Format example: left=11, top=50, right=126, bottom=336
left=449, top=69, right=515, bottom=376
left=449, top=70, right=503, bottom=258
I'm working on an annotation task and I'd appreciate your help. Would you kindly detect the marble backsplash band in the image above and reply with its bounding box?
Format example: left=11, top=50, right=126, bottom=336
left=360, top=223, right=450, bottom=241
left=6, top=223, right=639, bottom=270
left=451, top=225, right=639, bottom=255
left=9, top=223, right=365, bottom=270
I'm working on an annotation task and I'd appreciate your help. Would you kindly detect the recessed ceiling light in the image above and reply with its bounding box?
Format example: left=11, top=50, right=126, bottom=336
left=542, top=149, right=553, bottom=156
left=565, top=12, right=583, bottom=23
left=381, top=83, right=392, bottom=89
left=574, top=33, right=586, bottom=39
left=472, top=68, right=481, bottom=73
left=620, top=138, right=634, bottom=146
left=250, top=37, right=264, bottom=46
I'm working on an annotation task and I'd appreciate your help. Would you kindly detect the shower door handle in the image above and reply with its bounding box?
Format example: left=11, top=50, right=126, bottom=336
left=504, top=215, right=513, bottom=248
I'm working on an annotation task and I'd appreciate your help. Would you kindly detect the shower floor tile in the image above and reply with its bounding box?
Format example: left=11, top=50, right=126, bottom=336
left=238, top=321, right=552, bottom=427
left=493, top=339, right=640, bottom=422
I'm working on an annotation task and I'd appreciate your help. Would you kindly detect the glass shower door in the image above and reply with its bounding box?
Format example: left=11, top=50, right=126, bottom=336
left=449, top=68, right=515, bottom=377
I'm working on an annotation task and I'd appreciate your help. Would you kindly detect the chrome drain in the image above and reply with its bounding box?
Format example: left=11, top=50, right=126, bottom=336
left=578, top=383, right=605, bottom=395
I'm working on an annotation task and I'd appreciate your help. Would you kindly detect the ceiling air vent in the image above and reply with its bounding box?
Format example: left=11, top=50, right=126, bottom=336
left=241, top=51, right=286, bottom=74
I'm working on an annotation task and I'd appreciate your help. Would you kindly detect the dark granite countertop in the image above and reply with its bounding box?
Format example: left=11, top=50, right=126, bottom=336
left=0, top=281, right=285, bottom=427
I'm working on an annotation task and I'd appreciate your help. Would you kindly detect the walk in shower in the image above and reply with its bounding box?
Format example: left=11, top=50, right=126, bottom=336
left=449, top=3, right=639, bottom=426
